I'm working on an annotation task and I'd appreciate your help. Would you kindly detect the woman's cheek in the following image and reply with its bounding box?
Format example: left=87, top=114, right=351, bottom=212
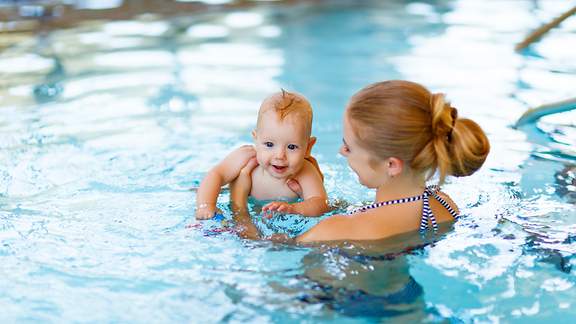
left=351, top=160, right=367, bottom=184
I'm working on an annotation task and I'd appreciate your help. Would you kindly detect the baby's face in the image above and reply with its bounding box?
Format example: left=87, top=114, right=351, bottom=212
left=253, top=112, right=310, bottom=180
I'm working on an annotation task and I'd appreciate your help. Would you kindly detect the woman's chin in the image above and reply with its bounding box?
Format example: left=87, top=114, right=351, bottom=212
left=358, top=178, right=376, bottom=189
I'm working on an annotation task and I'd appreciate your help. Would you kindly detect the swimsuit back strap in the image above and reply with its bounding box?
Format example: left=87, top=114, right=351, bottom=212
left=348, top=194, right=424, bottom=214
left=431, top=191, right=460, bottom=219
left=419, top=188, right=439, bottom=233
left=347, top=186, right=460, bottom=235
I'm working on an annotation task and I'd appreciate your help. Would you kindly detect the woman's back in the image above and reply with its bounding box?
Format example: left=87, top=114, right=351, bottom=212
left=298, top=188, right=459, bottom=242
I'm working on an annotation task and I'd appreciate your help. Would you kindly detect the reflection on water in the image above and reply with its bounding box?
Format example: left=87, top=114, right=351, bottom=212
left=1, top=0, right=576, bottom=322
left=298, top=251, right=426, bottom=320
left=555, top=165, right=576, bottom=204
left=261, top=230, right=449, bottom=321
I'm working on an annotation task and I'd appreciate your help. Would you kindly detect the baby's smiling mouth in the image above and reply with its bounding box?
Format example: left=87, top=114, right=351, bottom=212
left=272, top=164, right=288, bottom=173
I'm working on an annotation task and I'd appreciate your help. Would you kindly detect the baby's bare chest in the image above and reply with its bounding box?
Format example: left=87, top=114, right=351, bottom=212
left=250, top=167, right=299, bottom=201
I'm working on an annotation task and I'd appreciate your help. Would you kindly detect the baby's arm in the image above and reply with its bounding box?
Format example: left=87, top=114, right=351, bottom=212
left=196, top=145, right=256, bottom=219
left=263, top=159, right=329, bottom=217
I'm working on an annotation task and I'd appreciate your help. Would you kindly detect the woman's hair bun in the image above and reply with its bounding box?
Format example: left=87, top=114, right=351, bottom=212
left=449, top=118, right=490, bottom=177
left=425, top=92, right=490, bottom=182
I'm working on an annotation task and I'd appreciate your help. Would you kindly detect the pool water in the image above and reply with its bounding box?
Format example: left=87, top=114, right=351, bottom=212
left=1, top=0, right=575, bottom=322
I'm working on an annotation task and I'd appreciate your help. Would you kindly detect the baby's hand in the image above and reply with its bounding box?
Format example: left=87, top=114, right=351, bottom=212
left=195, top=204, right=217, bottom=220
left=262, top=201, right=295, bottom=218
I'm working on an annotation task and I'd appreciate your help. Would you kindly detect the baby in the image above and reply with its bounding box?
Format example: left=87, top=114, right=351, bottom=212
left=195, top=90, right=329, bottom=220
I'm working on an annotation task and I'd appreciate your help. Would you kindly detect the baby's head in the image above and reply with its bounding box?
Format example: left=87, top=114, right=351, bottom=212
left=341, top=80, right=490, bottom=187
left=252, top=90, right=315, bottom=179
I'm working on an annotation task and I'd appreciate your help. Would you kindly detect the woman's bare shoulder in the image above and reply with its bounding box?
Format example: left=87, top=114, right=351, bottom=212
left=435, top=190, right=460, bottom=214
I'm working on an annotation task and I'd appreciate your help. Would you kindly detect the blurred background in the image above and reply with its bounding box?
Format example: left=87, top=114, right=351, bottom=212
left=0, top=0, right=575, bottom=322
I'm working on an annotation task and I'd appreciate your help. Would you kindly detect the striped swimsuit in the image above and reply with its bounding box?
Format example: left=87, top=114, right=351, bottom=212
left=347, top=185, right=459, bottom=234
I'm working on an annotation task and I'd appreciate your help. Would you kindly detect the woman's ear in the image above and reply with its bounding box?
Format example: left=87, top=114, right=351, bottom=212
left=305, top=136, right=317, bottom=156
left=387, top=157, right=404, bottom=177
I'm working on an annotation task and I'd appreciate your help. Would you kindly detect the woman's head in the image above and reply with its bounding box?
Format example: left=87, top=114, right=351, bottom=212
left=342, top=80, right=490, bottom=185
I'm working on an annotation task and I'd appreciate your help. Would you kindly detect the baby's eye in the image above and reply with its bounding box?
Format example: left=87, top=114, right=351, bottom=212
left=264, top=142, right=274, bottom=148
left=287, top=144, right=298, bottom=150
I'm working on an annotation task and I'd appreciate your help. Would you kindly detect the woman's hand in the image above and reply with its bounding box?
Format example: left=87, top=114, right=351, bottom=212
left=284, top=155, right=319, bottom=197
left=286, top=179, right=303, bottom=197
left=229, top=157, right=258, bottom=212
left=228, top=157, right=261, bottom=240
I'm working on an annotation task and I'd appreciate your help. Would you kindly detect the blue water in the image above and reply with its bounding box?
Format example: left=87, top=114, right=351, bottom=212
left=1, top=0, right=575, bottom=322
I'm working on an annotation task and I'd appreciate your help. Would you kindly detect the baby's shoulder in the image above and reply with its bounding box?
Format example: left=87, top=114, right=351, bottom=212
left=297, top=158, right=321, bottom=176
left=291, top=162, right=314, bottom=182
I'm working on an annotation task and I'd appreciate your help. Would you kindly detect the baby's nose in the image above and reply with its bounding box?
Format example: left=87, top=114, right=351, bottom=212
left=275, top=147, right=287, bottom=159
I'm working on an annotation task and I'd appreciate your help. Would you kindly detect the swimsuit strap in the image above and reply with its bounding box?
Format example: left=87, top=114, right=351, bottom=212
left=419, top=187, right=438, bottom=233
left=347, top=192, right=426, bottom=215
left=429, top=185, right=459, bottom=219
left=347, top=185, right=460, bottom=235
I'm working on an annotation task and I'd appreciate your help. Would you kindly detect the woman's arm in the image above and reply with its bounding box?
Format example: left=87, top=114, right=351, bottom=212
left=295, top=214, right=351, bottom=243
left=228, top=157, right=262, bottom=240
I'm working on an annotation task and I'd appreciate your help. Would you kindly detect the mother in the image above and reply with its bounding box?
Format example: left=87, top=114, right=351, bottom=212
left=231, top=80, right=490, bottom=242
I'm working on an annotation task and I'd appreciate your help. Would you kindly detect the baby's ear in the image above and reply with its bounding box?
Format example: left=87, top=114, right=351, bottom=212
left=251, top=129, right=257, bottom=141
left=306, top=136, right=317, bottom=156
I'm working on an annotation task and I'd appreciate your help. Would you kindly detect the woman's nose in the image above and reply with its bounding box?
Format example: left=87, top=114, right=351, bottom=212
left=339, top=144, right=347, bottom=156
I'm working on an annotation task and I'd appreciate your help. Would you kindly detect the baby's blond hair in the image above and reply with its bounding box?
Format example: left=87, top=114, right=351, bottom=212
left=256, top=89, right=313, bottom=137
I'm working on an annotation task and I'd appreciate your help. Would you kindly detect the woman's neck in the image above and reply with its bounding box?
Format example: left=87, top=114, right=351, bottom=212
left=375, top=173, right=426, bottom=202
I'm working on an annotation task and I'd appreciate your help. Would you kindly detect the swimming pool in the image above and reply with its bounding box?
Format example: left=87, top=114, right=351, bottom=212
left=1, top=0, right=575, bottom=322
